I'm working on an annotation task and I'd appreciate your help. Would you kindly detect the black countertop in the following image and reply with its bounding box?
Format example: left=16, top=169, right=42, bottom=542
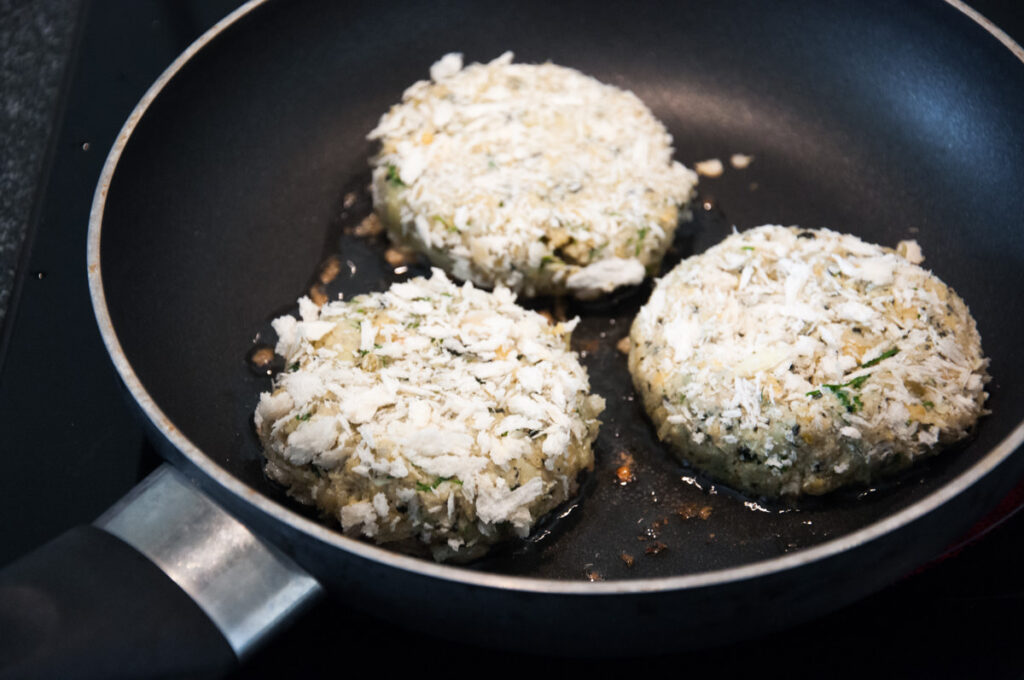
left=1, top=1, right=1022, bottom=677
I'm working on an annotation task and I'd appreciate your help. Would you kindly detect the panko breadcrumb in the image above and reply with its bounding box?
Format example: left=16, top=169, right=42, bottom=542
left=255, top=269, right=605, bottom=561
left=368, top=52, right=698, bottom=299
left=628, top=225, right=989, bottom=497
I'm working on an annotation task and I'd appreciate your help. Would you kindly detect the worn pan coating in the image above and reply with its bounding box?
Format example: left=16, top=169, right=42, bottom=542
left=89, top=0, right=1024, bottom=654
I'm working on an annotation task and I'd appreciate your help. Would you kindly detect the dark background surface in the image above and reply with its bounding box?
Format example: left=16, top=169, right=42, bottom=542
left=1, top=1, right=1022, bottom=677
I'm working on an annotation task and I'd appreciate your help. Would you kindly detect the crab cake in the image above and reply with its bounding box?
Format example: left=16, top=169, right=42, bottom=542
left=254, top=270, right=605, bottom=561
left=368, top=52, right=698, bottom=299
left=628, top=225, right=989, bottom=498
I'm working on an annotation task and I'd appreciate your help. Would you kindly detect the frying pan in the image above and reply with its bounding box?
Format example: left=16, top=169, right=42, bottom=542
left=3, top=0, right=1024, bottom=676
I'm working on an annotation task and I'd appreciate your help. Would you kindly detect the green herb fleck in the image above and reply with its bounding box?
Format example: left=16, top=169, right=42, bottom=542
left=413, top=296, right=432, bottom=302
left=922, top=400, right=935, bottom=409
left=432, top=215, right=457, bottom=233
left=288, top=362, right=300, bottom=372
left=742, top=246, right=755, bottom=251
left=829, top=387, right=858, bottom=412
left=861, top=347, right=899, bottom=368
left=416, top=476, right=461, bottom=492
left=845, top=374, right=871, bottom=389
left=634, top=228, right=649, bottom=256
left=540, top=255, right=555, bottom=268
left=386, top=164, right=405, bottom=187
left=295, top=412, right=312, bottom=421
left=811, top=374, right=871, bottom=413
left=357, top=349, right=370, bottom=356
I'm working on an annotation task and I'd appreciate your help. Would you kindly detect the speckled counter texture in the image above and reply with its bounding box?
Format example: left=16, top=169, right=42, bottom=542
left=0, top=0, right=79, bottom=329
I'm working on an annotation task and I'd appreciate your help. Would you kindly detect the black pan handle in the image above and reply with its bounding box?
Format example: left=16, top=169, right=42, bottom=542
left=0, top=465, right=323, bottom=679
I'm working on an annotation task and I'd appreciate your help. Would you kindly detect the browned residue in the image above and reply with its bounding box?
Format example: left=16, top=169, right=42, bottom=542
left=317, top=255, right=342, bottom=284
left=309, top=283, right=328, bottom=307
left=552, top=296, right=568, bottom=322
left=676, top=502, right=713, bottom=520
left=342, top=192, right=358, bottom=209
left=248, top=347, right=274, bottom=368
left=585, top=568, right=604, bottom=582
left=620, top=552, right=635, bottom=567
left=645, top=542, right=668, bottom=556
left=616, top=336, right=631, bottom=354
left=353, top=213, right=384, bottom=237
left=537, top=310, right=555, bottom=325
left=614, top=451, right=636, bottom=486
left=384, top=246, right=415, bottom=267
left=575, top=337, right=601, bottom=355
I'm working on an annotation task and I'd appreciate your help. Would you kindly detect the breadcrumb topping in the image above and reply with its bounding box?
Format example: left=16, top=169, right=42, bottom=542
left=368, top=52, right=698, bottom=298
left=256, top=269, right=604, bottom=560
left=630, top=225, right=989, bottom=496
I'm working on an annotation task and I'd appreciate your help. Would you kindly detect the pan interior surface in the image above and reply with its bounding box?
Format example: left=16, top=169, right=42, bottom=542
left=97, top=0, right=1024, bottom=584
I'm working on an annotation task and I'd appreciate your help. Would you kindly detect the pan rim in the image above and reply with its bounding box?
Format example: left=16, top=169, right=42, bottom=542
left=87, top=0, right=1024, bottom=595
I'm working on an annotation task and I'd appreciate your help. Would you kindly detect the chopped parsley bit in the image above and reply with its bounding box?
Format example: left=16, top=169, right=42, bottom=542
left=295, top=412, right=312, bottom=421
left=499, top=431, right=509, bottom=437
left=922, top=400, right=935, bottom=409
left=808, top=374, right=871, bottom=412
left=432, top=215, right=458, bottom=233
left=539, top=255, right=556, bottom=268
left=416, top=476, right=461, bottom=492
left=742, top=246, right=755, bottom=251
left=357, top=349, right=370, bottom=356
left=843, top=374, right=871, bottom=389
left=405, top=320, right=420, bottom=329
left=288, top=362, right=300, bottom=372
left=634, top=227, right=649, bottom=256
left=374, top=343, right=383, bottom=349
left=413, top=296, right=432, bottom=302
left=385, top=164, right=405, bottom=187
left=440, top=292, right=453, bottom=297
left=861, top=347, right=899, bottom=368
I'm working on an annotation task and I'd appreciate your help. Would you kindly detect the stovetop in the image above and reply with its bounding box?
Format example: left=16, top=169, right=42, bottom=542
left=1, top=1, right=1022, bottom=677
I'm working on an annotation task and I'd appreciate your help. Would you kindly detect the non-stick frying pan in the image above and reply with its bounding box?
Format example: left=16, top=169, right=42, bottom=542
left=3, top=0, right=1024, bottom=676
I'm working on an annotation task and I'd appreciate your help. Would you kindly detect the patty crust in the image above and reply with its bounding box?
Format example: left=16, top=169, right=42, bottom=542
left=628, top=225, right=989, bottom=497
left=368, top=52, right=698, bottom=299
left=255, top=270, right=605, bottom=561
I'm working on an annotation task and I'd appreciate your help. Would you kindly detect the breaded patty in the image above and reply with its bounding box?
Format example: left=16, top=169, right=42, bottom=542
left=628, top=225, right=989, bottom=497
left=368, top=52, right=698, bottom=299
left=255, top=270, right=605, bottom=561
